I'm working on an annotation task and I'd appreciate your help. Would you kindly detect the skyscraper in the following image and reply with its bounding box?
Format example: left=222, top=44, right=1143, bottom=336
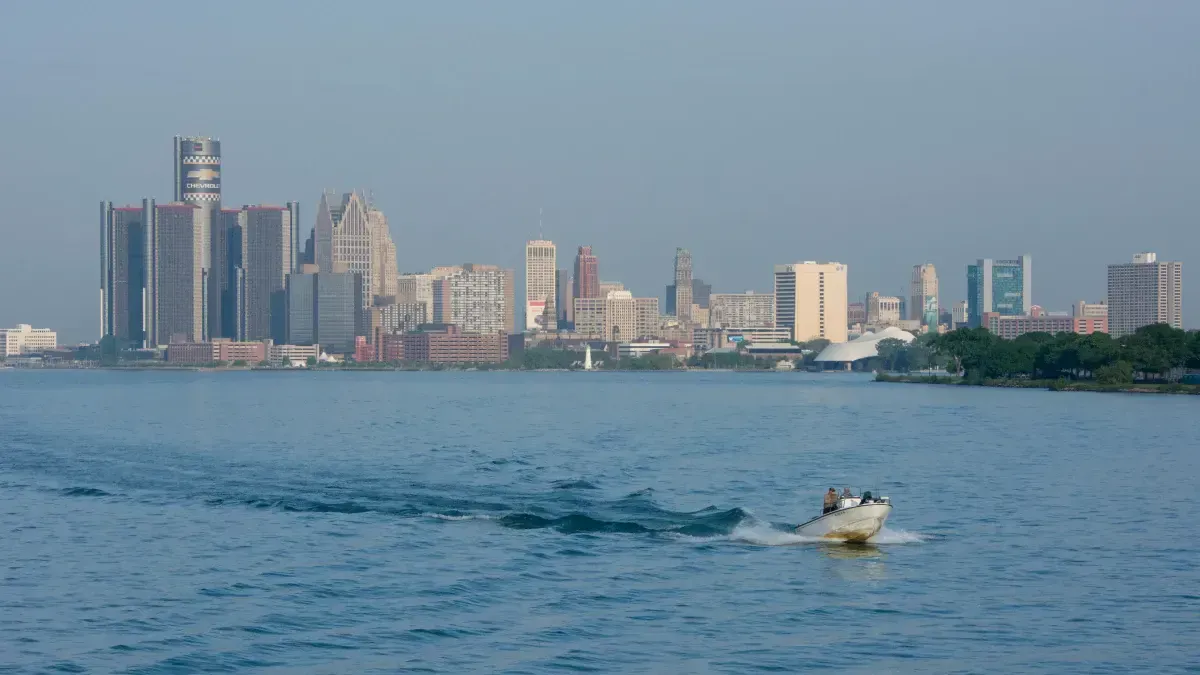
left=286, top=264, right=362, bottom=354
left=573, top=246, right=600, bottom=301
left=173, top=136, right=221, bottom=340
left=239, top=206, right=293, bottom=342
left=313, top=191, right=399, bottom=315
left=151, top=202, right=204, bottom=344
left=443, top=264, right=514, bottom=334
left=967, top=256, right=1032, bottom=327
left=555, top=269, right=573, bottom=328
left=100, top=200, right=149, bottom=347
left=525, top=239, right=556, bottom=331
left=773, top=262, right=849, bottom=343
left=910, top=263, right=939, bottom=328
left=673, top=248, right=693, bottom=322
left=218, top=208, right=242, bottom=338
left=1107, top=252, right=1182, bottom=337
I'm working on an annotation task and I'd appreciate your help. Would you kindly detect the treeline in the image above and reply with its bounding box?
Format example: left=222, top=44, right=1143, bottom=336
left=881, top=324, right=1200, bottom=384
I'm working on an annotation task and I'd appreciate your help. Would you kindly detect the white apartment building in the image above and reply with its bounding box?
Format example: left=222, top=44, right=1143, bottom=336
left=710, top=291, right=775, bottom=328
left=525, top=239, right=557, bottom=331
left=575, top=291, right=659, bottom=341
left=1107, top=252, right=1182, bottom=337
left=0, top=325, right=58, bottom=356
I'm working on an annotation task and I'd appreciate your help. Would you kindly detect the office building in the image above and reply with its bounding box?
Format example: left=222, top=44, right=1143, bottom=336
left=667, top=278, right=714, bottom=315
left=952, top=300, right=969, bottom=328
left=574, top=291, right=659, bottom=342
left=774, top=262, right=849, bottom=343
left=847, top=302, right=867, bottom=326
left=151, top=202, right=204, bottom=344
left=525, top=239, right=556, bottom=331
left=174, top=136, right=221, bottom=339
left=1075, top=299, right=1108, bottom=319
left=269, top=343, right=319, bottom=365
left=286, top=264, right=362, bottom=354
left=984, top=306, right=1107, bottom=339
left=1107, top=253, right=1182, bottom=337
left=635, top=297, right=660, bottom=339
left=710, top=292, right=775, bottom=328
left=313, top=191, right=398, bottom=314
left=573, top=246, right=600, bottom=301
left=238, top=206, right=293, bottom=342
left=911, top=263, right=939, bottom=327
left=376, top=301, right=427, bottom=334
left=967, top=256, right=1032, bottom=327
left=599, top=281, right=625, bottom=296
left=866, top=292, right=903, bottom=327
left=0, top=324, right=57, bottom=356
left=556, top=269, right=574, bottom=328
left=672, top=248, right=693, bottom=322
left=100, top=200, right=149, bottom=347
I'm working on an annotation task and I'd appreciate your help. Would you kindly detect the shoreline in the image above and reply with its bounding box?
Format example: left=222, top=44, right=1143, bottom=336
left=875, top=373, right=1200, bottom=395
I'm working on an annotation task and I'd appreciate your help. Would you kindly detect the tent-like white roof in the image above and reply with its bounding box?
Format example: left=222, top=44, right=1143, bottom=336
left=813, top=326, right=915, bottom=363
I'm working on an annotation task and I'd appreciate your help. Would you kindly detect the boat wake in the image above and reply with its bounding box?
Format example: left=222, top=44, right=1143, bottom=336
left=42, top=479, right=925, bottom=545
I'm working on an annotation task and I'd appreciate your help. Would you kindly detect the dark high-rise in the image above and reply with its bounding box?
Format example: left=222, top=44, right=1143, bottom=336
left=673, top=248, right=693, bottom=321
left=100, top=200, right=150, bottom=347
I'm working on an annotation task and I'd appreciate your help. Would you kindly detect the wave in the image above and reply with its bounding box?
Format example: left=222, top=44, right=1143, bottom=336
left=61, top=487, right=112, bottom=497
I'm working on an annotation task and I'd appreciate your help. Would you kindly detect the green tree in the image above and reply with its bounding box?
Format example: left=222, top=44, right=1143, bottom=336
left=1095, top=360, right=1134, bottom=385
left=875, top=338, right=906, bottom=372
left=306, top=356, right=317, bottom=366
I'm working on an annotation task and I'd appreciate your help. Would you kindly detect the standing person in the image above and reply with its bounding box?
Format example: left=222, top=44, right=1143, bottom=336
left=823, top=488, right=838, bottom=514
left=841, top=487, right=853, bottom=499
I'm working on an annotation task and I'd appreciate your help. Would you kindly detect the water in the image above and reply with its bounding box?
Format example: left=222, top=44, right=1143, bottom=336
left=1, top=370, right=1197, bottom=673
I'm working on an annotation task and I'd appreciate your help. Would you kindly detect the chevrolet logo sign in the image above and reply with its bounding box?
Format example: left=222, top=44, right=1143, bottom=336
left=186, top=169, right=220, bottom=181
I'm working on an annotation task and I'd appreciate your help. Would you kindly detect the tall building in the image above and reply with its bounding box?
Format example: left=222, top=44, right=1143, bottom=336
left=238, top=206, right=293, bottom=342
left=575, top=292, right=659, bottom=341
left=285, top=264, right=362, bottom=354
left=1107, top=252, right=1182, bottom=337
left=866, top=292, right=903, bottom=327
left=151, top=202, right=205, bottom=344
left=910, top=263, right=939, bottom=327
left=100, top=200, right=149, bottom=346
left=556, top=269, right=574, bottom=328
left=710, top=292, right=775, bottom=328
left=573, top=246, right=600, bottom=300
left=313, top=191, right=398, bottom=314
left=525, top=239, right=556, bottom=331
left=673, top=248, right=693, bottom=322
left=967, top=256, right=1032, bottom=327
left=667, top=278, right=713, bottom=315
left=774, top=262, right=849, bottom=343
left=173, top=136, right=221, bottom=340
left=435, top=264, right=515, bottom=334
left=397, top=273, right=434, bottom=324
left=634, top=297, right=660, bottom=339
left=218, top=209, right=243, bottom=338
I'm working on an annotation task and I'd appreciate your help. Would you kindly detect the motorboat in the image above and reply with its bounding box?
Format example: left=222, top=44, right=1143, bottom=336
left=795, top=492, right=891, bottom=542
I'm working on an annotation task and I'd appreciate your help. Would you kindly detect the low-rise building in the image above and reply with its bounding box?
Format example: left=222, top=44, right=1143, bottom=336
left=269, top=343, right=319, bottom=365
left=0, top=324, right=57, bottom=356
left=165, top=342, right=216, bottom=364
left=724, top=327, right=792, bottom=344
left=984, top=307, right=1107, bottom=339
left=710, top=292, right=775, bottom=328
left=397, top=325, right=508, bottom=364
left=354, top=335, right=375, bottom=362
left=617, top=341, right=672, bottom=359
left=213, top=339, right=267, bottom=363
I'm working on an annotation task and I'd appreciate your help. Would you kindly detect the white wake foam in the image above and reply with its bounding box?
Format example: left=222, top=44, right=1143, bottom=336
left=421, top=512, right=496, bottom=521
left=729, top=522, right=824, bottom=546
left=868, top=527, right=925, bottom=544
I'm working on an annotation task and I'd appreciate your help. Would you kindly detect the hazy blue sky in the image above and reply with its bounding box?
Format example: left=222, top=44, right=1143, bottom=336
left=2, top=1, right=1198, bottom=342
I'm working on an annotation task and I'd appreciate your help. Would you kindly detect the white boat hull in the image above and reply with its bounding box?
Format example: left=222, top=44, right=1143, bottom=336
left=795, top=503, right=891, bottom=542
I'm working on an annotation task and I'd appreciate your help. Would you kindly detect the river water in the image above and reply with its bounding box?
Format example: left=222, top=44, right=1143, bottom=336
left=1, top=370, right=1197, bottom=673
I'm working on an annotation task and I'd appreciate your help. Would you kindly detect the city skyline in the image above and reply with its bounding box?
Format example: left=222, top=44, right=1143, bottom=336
left=4, top=4, right=1200, bottom=341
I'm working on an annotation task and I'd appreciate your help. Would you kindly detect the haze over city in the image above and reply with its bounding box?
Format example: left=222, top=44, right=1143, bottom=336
left=2, top=2, right=1199, bottom=342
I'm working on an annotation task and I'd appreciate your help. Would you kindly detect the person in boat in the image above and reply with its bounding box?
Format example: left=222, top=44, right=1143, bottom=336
left=841, top=487, right=853, bottom=499
left=823, top=488, right=838, bottom=514
left=861, top=490, right=873, bottom=503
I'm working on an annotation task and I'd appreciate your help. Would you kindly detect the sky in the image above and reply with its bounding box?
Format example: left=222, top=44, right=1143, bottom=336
left=1, top=1, right=1198, bottom=342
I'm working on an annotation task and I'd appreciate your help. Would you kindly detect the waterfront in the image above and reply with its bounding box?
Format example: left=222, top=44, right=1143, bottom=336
left=1, top=371, right=1197, bottom=673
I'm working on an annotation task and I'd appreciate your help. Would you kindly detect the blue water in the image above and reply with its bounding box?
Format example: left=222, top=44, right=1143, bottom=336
left=1, top=371, right=1198, bottom=673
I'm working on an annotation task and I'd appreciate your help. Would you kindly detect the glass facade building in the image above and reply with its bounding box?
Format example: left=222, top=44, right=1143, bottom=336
left=967, top=256, right=1032, bottom=327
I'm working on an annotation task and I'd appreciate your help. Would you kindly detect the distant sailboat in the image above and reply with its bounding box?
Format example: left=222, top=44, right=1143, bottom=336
left=584, top=344, right=593, bottom=371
